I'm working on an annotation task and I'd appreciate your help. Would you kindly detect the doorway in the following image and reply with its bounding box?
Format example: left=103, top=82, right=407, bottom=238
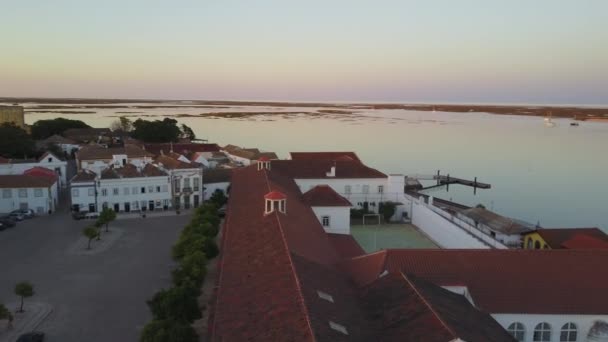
left=124, top=202, right=130, bottom=212
left=149, top=200, right=155, bottom=211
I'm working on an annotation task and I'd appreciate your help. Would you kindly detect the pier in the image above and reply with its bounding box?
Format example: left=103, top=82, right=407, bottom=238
left=408, top=171, right=491, bottom=194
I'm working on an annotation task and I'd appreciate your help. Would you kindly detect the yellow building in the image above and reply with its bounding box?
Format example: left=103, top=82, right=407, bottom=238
left=0, top=105, right=25, bottom=129
left=522, top=227, right=608, bottom=250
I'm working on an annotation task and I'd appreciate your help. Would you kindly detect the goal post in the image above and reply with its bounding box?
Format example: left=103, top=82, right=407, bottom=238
left=362, top=213, right=381, bottom=226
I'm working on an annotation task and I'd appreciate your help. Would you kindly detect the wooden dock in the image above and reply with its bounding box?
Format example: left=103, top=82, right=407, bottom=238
left=416, top=171, right=491, bottom=194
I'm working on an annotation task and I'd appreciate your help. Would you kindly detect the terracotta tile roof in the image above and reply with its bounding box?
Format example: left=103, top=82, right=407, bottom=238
left=142, top=143, right=220, bottom=156
left=360, top=273, right=515, bottom=342
left=342, top=249, right=608, bottom=314
left=525, top=228, right=608, bottom=249
left=77, top=144, right=154, bottom=161
left=40, top=134, right=78, bottom=145
left=222, top=145, right=278, bottom=161
left=290, top=152, right=361, bottom=162
left=561, top=234, right=608, bottom=249
left=203, top=168, right=232, bottom=184
left=71, top=169, right=97, bottom=183
left=62, top=128, right=111, bottom=142
left=326, top=234, right=366, bottom=259
left=100, top=163, right=166, bottom=179
left=0, top=175, right=56, bottom=188
left=271, top=160, right=387, bottom=179
left=23, top=167, right=58, bottom=182
left=155, top=154, right=199, bottom=170
left=459, top=207, right=531, bottom=235
left=302, top=185, right=352, bottom=207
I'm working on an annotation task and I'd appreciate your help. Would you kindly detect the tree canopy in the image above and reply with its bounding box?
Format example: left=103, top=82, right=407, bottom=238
left=147, top=286, right=201, bottom=322
left=30, top=118, right=90, bottom=140
left=0, top=123, right=36, bottom=158
left=14, top=281, right=34, bottom=312
left=131, top=118, right=195, bottom=143
left=140, top=319, right=198, bottom=342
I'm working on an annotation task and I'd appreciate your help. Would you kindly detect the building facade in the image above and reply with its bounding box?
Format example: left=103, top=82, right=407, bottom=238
left=0, top=152, right=68, bottom=188
left=0, top=105, right=25, bottom=129
left=0, top=175, right=58, bottom=214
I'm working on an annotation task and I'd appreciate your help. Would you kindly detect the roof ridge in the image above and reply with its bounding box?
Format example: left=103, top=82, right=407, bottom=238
left=263, top=169, right=316, bottom=342
left=399, top=272, right=458, bottom=340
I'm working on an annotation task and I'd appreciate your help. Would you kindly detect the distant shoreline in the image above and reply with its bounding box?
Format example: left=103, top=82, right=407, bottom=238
left=2, top=97, right=607, bottom=120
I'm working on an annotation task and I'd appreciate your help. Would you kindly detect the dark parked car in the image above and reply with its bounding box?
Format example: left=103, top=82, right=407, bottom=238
left=8, top=212, right=25, bottom=221
left=16, top=332, right=45, bottom=342
left=0, top=218, right=16, bottom=228
left=11, top=209, right=35, bottom=219
left=72, top=212, right=86, bottom=220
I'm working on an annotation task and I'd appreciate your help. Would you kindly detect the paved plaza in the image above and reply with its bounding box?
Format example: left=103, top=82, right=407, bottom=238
left=0, top=212, right=190, bottom=342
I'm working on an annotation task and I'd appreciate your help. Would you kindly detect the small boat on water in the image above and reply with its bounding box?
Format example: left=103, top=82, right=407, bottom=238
left=570, top=122, right=579, bottom=126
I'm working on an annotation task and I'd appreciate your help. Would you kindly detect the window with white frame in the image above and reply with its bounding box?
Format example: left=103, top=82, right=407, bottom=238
left=113, top=188, right=119, bottom=195
left=34, top=189, right=43, bottom=197
left=72, top=188, right=79, bottom=197
left=132, top=187, right=139, bottom=194
left=378, top=185, right=384, bottom=193
left=124, top=187, right=130, bottom=195
left=560, top=323, right=577, bottom=342
left=161, top=185, right=168, bottom=192
left=88, top=188, right=95, bottom=196
left=193, top=177, right=199, bottom=190
left=362, top=185, right=369, bottom=194
left=533, top=322, right=551, bottom=342
left=322, top=216, right=330, bottom=227
left=3, top=189, right=12, bottom=198
left=156, top=186, right=161, bottom=193
left=101, top=189, right=108, bottom=196
left=148, top=186, right=154, bottom=193
left=344, top=185, right=351, bottom=194
left=19, top=189, right=27, bottom=198
left=183, top=177, right=190, bottom=188
left=508, top=322, right=525, bottom=342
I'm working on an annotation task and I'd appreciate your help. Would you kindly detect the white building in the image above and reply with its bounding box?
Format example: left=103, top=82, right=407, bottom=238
left=155, top=154, right=203, bottom=209
left=0, top=174, right=58, bottom=214
left=302, top=185, right=351, bottom=235
left=70, top=164, right=172, bottom=213
left=202, top=168, right=232, bottom=201
left=0, top=152, right=68, bottom=188
left=76, top=144, right=154, bottom=175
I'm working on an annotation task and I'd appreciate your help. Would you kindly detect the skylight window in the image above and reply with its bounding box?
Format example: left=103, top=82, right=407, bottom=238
left=329, top=321, right=348, bottom=335
left=317, top=291, right=334, bottom=303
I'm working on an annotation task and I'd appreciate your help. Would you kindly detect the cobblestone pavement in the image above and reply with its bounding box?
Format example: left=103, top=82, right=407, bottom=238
left=0, top=212, right=189, bottom=342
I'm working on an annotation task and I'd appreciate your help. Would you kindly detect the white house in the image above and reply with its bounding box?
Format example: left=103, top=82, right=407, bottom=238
left=155, top=154, right=203, bottom=209
left=302, top=185, right=352, bottom=235
left=0, top=152, right=68, bottom=188
left=202, top=168, right=232, bottom=200
left=76, top=144, right=154, bottom=175
left=70, top=163, right=172, bottom=213
left=222, top=144, right=278, bottom=166
left=0, top=174, right=58, bottom=214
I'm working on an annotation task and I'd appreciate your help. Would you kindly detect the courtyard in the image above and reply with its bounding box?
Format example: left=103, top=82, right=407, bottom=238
left=0, top=212, right=189, bottom=342
left=351, top=223, right=438, bottom=253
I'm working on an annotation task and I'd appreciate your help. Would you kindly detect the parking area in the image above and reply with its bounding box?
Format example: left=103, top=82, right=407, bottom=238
left=351, top=223, right=438, bottom=253
left=0, top=212, right=190, bottom=342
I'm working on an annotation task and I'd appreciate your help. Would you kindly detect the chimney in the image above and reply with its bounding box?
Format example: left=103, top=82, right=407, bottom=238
left=326, top=165, right=336, bottom=177
left=264, top=191, right=287, bottom=215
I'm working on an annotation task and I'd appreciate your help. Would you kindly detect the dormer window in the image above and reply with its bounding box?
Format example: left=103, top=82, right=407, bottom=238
left=329, top=321, right=348, bottom=335
left=257, top=156, right=271, bottom=171
left=264, top=191, right=286, bottom=214
left=317, top=291, right=334, bottom=303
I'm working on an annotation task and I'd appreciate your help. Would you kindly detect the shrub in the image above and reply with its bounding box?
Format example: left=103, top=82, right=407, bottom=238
left=140, top=319, right=198, bottom=342
left=172, top=251, right=207, bottom=288
left=147, top=286, right=201, bottom=322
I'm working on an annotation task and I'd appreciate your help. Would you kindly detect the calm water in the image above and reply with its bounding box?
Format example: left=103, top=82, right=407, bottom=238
left=11, top=102, right=608, bottom=231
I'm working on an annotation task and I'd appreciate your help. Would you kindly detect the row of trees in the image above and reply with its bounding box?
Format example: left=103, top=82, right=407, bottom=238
left=0, top=282, right=35, bottom=330
left=82, top=208, right=117, bottom=250
left=112, top=117, right=196, bottom=143
left=31, top=118, right=90, bottom=140
left=140, top=201, right=222, bottom=342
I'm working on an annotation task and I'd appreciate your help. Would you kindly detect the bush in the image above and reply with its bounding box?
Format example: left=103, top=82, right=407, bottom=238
left=147, top=286, right=201, bottom=322
left=350, top=208, right=371, bottom=219
left=140, top=319, right=198, bottom=342
left=379, top=201, right=397, bottom=222
left=172, top=251, right=207, bottom=288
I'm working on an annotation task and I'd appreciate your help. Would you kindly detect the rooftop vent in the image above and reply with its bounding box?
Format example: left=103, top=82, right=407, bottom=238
left=264, top=191, right=286, bottom=215
left=257, top=156, right=271, bottom=171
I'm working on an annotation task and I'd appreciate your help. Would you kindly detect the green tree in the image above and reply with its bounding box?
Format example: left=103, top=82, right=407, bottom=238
left=379, top=201, right=397, bottom=222
left=131, top=118, right=182, bottom=143
left=179, top=124, right=196, bottom=140
left=83, top=226, right=98, bottom=249
left=0, top=303, right=12, bottom=330
left=0, top=123, right=36, bottom=158
left=30, top=118, right=90, bottom=140
left=209, top=189, right=228, bottom=208
left=14, top=282, right=34, bottom=313
left=140, top=319, right=198, bottom=342
left=98, top=207, right=117, bottom=232
left=147, top=286, right=201, bottom=322
left=172, top=251, right=207, bottom=288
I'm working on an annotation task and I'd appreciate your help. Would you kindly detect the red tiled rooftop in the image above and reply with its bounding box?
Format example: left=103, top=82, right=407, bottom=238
left=142, top=143, right=220, bottom=156
left=326, top=234, right=366, bottom=259
left=561, top=234, right=608, bottom=249
left=526, top=227, right=608, bottom=249
left=290, top=152, right=361, bottom=162
left=23, top=167, right=58, bottom=182
left=341, top=249, right=608, bottom=315
left=271, top=160, right=386, bottom=179
left=0, top=175, right=56, bottom=188
left=264, top=190, right=287, bottom=200
left=302, top=185, right=351, bottom=207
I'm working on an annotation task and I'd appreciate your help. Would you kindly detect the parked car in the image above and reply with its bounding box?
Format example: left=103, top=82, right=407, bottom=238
left=72, top=212, right=86, bottom=220
left=16, top=332, right=45, bottom=342
left=11, top=209, right=35, bottom=219
left=0, top=218, right=16, bottom=228
left=0, top=222, right=5, bottom=231
left=84, top=212, right=100, bottom=219
left=8, top=212, right=25, bottom=221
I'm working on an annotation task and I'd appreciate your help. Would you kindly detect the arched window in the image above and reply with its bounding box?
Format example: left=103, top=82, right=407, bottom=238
left=534, top=241, right=541, bottom=249
left=534, top=322, right=551, bottom=341
left=508, top=322, right=525, bottom=341
left=560, top=322, right=577, bottom=342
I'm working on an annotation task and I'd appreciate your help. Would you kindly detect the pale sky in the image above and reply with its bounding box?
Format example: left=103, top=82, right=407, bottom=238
left=1, top=1, right=607, bottom=104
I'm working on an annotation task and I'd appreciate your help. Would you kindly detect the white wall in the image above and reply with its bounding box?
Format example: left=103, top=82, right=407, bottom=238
left=492, top=313, right=608, bottom=342
left=0, top=186, right=55, bottom=214
left=408, top=195, right=491, bottom=249
left=0, top=156, right=68, bottom=188
left=294, top=178, right=388, bottom=213
left=203, top=182, right=230, bottom=200
left=80, top=157, right=151, bottom=175
left=311, top=206, right=350, bottom=235
left=70, top=182, right=97, bottom=212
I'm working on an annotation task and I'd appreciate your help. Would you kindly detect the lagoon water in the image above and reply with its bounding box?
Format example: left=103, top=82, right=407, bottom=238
left=13, top=102, right=608, bottom=231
